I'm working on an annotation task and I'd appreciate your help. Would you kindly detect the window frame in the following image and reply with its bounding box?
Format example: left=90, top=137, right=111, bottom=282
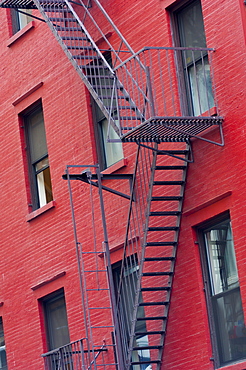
left=0, top=318, right=7, bottom=370
left=22, top=102, right=53, bottom=211
left=170, top=0, right=214, bottom=116
left=197, top=213, right=246, bottom=367
left=42, top=289, right=70, bottom=352
left=88, top=52, right=124, bottom=170
left=11, top=8, right=32, bottom=34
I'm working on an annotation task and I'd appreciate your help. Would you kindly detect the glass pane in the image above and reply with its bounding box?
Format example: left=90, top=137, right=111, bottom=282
left=113, top=258, right=151, bottom=369
left=100, top=118, right=123, bottom=168
left=188, top=56, right=214, bottom=115
left=36, top=164, right=53, bottom=208
left=214, top=289, right=246, bottom=365
left=177, top=0, right=206, bottom=49
left=0, top=319, right=7, bottom=370
left=27, top=109, right=48, bottom=163
left=45, top=294, right=70, bottom=350
left=204, top=220, right=238, bottom=295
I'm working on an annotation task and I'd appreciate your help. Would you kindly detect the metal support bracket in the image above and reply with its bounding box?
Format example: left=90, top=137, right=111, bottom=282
left=62, top=171, right=134, bottom=201
left=136, top=142, right=194, bottom=163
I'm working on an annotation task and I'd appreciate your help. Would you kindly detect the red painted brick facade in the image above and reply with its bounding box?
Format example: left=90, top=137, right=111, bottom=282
left=0, top=0, right=246, bottom=369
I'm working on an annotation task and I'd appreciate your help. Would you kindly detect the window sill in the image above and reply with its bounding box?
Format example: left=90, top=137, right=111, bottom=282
left=7, top=21, right=35, bottom=47
left=26, top=200, right=56, bottom=222
left=102, top=158, right=128, bottom=175
left=201, top=106, right=217, bottom=117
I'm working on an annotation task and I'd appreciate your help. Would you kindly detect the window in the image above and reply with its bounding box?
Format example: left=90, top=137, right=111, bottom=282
left=89, top=53, right=123, bottom=170
left=113, top=256, right=150, bottom=369
left=173, top=0, right=214, bottom=115
left=92, top=100, right=123, bottom=170
left=199, top=216, right=246, bottom=367
left=11, top=8, right=32, bottom=34
left=0, top=318, right=7, bottom=370
left=24, top=103, right=53, bottom=211
left=43, top=290, right=70, bottom=351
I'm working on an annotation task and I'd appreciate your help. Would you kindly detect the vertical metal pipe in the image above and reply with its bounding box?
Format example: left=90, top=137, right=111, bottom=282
left=145, top=66, right=156, bottom=117
left=96, top=166, right=125, bottom=370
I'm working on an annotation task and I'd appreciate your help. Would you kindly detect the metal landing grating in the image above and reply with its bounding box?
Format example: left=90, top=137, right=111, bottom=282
left=0, top=0, right=63, bottom=8
left=121, top=116, right=224, bottom=143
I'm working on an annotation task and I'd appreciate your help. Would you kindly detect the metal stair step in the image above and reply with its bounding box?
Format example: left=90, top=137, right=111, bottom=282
left=142, top=271, right=173, bottom=276
left=149, top=211, right=181, bottom=216
left=131, top=360, right=161, bottom=365
left=151, top=196, right=182, bottom=201
left=141, top=286, right=170, bottom=291
left=56, top=26, right=82, bottom=31
left=62, top=36, right=89, bottom=41
left=137, top=316, right=167, bottom=321
left=135, top=330, right=165, bottom=336
left=119, top=116, right=143, bottom=120
left=133, top=345, right=162, bottom=351
left=155, top=165, right=186, bottom=170
left=157, top=149, right=189, bottom=155
left=146, top=241, right=177, bottom=247
left=148, top=226, right=179, bottom=231
left=49, top=17, right=77, bottom=22
left=153, top=180, right=184, bottom=185
left=67, top=46, right=96, bottom=52
left=73, top=55, right=100, bottom=60
left=139, top=301, right=169, bottom=306
left=144, top=257, right=174, bottom=262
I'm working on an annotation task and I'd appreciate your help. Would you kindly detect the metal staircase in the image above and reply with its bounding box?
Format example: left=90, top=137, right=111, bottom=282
left=115, top=142, right=190, bottom=369
left=0, top=0, right=224, bottom=369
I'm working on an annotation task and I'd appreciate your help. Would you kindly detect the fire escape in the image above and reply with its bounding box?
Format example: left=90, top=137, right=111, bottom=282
left=0, top=0, right=224, bottom=369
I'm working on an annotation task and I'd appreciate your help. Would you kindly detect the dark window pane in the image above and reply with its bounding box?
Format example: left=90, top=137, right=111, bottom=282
left=24, top=104, right=53, bottom=210
left=0, top=318, right=7, bottom=370
left=201, top=218, right=246, bottom=366
left=27, top=109, right=48, bottom=163
left=44, top=292, right=70, bottom=350
left=177, top=0, right=206, bottom=48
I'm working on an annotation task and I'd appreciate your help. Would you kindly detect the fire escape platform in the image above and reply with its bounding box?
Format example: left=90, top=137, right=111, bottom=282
left=121, top=116, right=224, bottom=143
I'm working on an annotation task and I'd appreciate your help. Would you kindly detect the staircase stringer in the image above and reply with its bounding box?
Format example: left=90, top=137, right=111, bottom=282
left=126, top=143, right=159, bottom=369
left=33, top=0, right=122, bottom=135
left=155, top=143, right=191, bottom=369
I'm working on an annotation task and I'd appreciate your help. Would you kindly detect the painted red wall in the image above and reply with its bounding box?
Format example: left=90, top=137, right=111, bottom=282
left=0, top=0, right=245, bottom=369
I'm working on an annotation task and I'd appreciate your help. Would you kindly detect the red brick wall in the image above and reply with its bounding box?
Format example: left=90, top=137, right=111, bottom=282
left=0, top=0, right=245, bottom=369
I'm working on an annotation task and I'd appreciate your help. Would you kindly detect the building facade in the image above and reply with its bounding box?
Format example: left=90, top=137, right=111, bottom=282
left=0, top=0, right=246, bottom=369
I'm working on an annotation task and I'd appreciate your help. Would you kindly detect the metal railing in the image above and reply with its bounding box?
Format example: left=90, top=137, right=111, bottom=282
left=42, top=338, right=108, bottom=370
left=112, top=46, right=217, bottom=139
